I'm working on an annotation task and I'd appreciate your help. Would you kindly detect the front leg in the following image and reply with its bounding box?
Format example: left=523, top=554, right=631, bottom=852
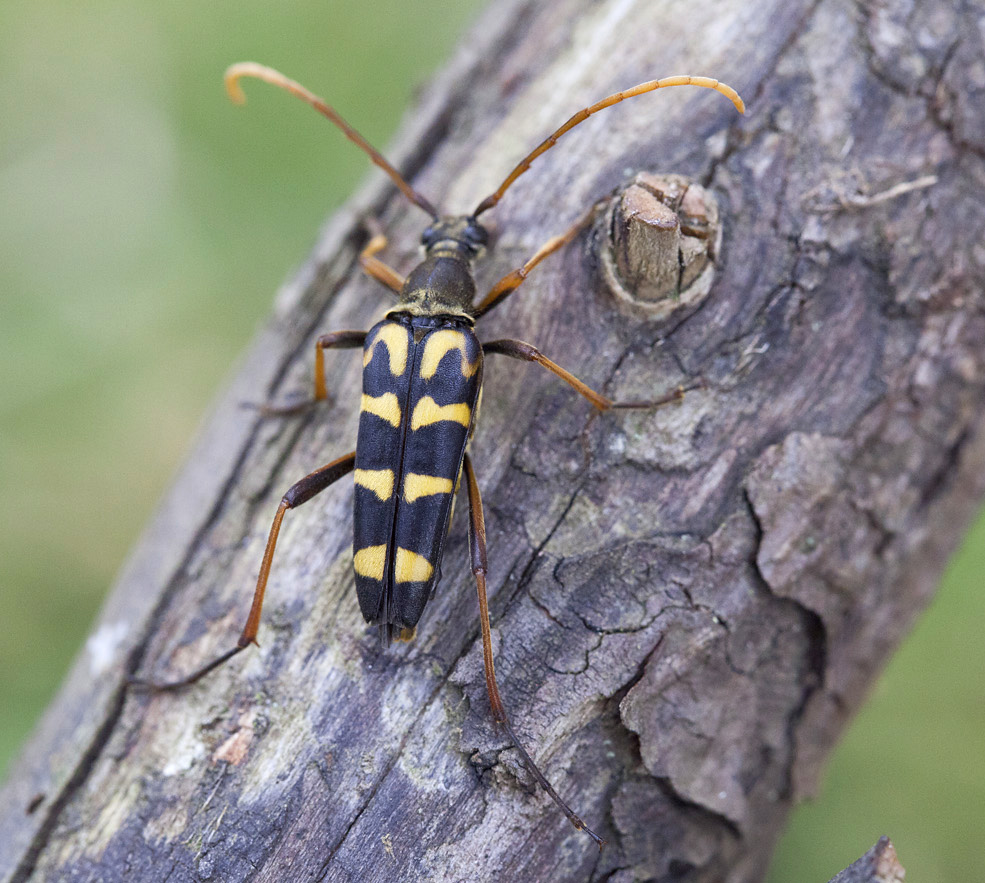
left=472, top=205, right=598, bottom=318
left=359, top=224, right=406, bottom=294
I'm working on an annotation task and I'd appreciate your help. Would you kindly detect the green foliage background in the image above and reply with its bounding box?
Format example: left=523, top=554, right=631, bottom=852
left=0, top=2, right=980, bottom=879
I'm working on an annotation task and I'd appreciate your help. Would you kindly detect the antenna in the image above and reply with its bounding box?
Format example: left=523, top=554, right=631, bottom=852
left=225, top=62, right=439, bottom=219
left=473, top=75, right=744, bottom=217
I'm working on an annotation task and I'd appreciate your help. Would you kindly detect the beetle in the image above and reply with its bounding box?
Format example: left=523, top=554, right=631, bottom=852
left=134, top=62, right=744, bottom=846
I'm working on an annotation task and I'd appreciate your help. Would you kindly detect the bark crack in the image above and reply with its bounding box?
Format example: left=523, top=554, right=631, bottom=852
left=742, top=488, right=828, bottom=800
left=856, top=1, right=984, bottom=159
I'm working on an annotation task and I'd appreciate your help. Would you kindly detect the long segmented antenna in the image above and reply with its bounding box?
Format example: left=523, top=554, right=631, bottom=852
left=225, top=62, right=440, bottom=220
left=473, top=76, right=745, bottom=218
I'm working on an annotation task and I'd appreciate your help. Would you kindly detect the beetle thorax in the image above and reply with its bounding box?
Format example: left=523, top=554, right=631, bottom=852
left=398, top=253, right=475, bottom=318
left=395, top=215, right=488, bottom=319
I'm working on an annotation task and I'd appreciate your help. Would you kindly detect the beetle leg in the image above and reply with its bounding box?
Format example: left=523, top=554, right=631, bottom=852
left=130, top=451, right=356, bottom=691
left=311, top=331, right=368, bottom=402
left=359, top=221, right=406, bottom=294
left=473, top=203, right=599, bottom=318
left=250, top=330, right=367, bottom=416
left=484, top=338, right=698, bottom=411
left=462, top=454, right=605, bottom=848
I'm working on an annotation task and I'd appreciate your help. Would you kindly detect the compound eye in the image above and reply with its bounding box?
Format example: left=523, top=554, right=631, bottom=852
left=421, top=224, right=438, bottom=247
left=465, top=222, right=488, bottom=250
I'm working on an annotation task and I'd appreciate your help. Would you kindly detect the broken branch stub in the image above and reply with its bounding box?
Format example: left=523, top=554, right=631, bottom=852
left=601, top=171, right=722, bottom=319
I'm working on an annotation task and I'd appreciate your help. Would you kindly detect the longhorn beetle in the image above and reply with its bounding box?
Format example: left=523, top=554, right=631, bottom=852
left=134, top=62, right=744, bottom=847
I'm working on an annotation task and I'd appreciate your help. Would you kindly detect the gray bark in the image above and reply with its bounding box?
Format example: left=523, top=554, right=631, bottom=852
left=829, top=838, right=905, bottom=883
left=1, top=0, right=982, bottom=880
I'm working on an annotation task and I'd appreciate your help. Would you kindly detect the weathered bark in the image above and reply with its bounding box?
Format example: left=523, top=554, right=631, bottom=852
left=828, top=838, right=905, bottom=883
left=2, top=0, right=983, bottom=880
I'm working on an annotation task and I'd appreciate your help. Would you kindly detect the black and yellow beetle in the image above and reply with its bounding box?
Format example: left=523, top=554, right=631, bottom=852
left=135, top=62, right=744, bottom=846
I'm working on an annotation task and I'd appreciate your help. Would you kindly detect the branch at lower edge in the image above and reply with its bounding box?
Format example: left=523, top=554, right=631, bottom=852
left=827, top=837, right=905, bottom=883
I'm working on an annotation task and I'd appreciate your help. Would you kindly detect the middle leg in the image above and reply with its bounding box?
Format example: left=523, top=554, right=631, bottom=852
left=484, top=339, right=697, bottom=411
left=255, top=330, right=367, bottom=416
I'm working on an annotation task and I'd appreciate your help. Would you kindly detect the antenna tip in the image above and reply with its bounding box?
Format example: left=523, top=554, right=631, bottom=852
left=714, top=80, right=745, bottom=114
left=224, top=62, right=255, bottom=105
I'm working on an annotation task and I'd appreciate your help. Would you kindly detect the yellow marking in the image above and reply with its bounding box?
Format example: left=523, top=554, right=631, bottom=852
left=361, top=392, right=402, bottom=427
left=394, top=548, right=434, bottom=583
left=403, top=473, right=453, bottom=502
left=419, top=330, right=479, bottom=379
left=354, top=469, right=395, bottom=500
left=411, top=396, right=471, bottom=430
left=363, top=324, right=409, bottom=376
left=353, top=545, right=387, bottom=581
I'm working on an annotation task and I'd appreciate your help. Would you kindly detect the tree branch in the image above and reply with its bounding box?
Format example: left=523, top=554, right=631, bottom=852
left=2, top=0, right=983, bottom=880
left=829, top=838, right=905, bottom=883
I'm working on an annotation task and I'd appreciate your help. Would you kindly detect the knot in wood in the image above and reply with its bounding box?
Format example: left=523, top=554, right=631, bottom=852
left=601, top=172, right=722, bottom=320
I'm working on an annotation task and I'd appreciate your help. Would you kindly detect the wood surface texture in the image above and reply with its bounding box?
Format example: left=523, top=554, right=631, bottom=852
left=2, top=0, right=981, bottom=880
left=829, top=838, right=905, bottom=883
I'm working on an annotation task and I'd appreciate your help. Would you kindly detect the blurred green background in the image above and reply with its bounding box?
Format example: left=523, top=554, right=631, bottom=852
left=0, top=1, right=981, bottom=880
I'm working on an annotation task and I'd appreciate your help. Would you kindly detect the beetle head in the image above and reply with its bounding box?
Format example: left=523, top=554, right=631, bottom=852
left=420, top=215, right=488, bottom=259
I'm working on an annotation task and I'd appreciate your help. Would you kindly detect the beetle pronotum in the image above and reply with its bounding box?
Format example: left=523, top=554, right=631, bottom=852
left=134, top=62, right=744, bottom=846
